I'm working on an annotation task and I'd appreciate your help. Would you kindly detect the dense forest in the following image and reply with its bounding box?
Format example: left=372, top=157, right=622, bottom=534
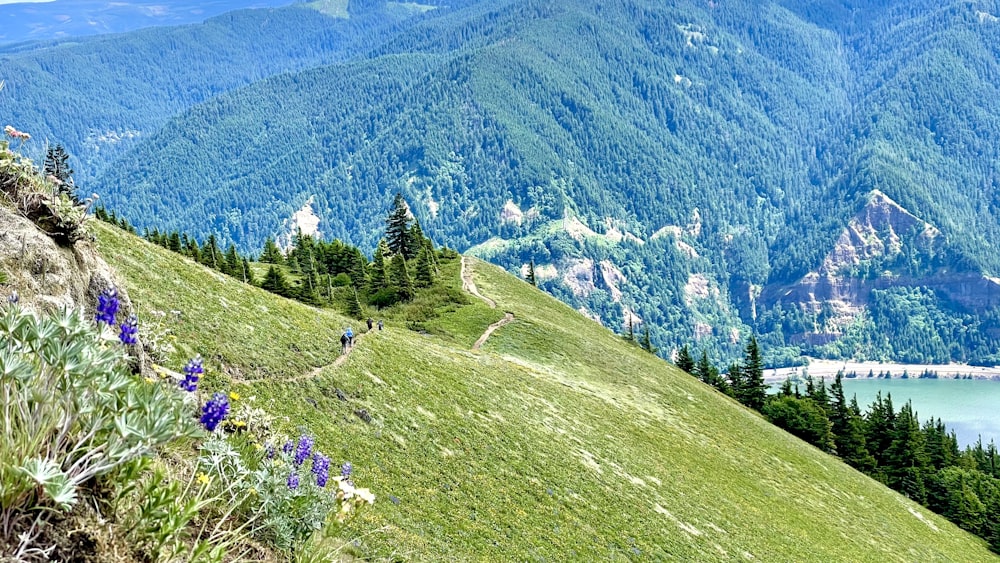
left=8, top=0, right=1000, bottom=364
left=680, top=340, right=1000, bottom=552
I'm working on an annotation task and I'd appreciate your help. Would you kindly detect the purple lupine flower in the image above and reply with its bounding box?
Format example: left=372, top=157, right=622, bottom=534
left=287, top=471, right=300, bottom=490
left=118, top=314, right=138, bottom=345
left=293, top=435, right=314, bottom=466
left=179, top=355, right=203, bottom=392
left=200, top=392, right=229, bottom=432
left=95, top=287, right=119, bottom=325
left=341, top=461, right=353, bottom=478
left=282, top=440, right=293, bottom=455
left=311, top=453, right=330, bottom=488
left=265, top=444, right=276, bottom=459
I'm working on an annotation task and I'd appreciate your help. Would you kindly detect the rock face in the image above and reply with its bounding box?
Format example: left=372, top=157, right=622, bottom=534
left=0, top=206, right=144, bottom=369
left=762, top=190, right=1000, bottom=335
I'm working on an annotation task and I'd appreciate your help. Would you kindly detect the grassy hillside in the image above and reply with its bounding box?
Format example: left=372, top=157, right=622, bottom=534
left=93, top=222, right=995, bottom=561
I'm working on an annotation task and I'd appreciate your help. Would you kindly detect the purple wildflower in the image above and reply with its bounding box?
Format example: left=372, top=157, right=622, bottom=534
left=293, top=435, right=314, bottom=466
left=287, top=471, right=300, bottom=490
left=200, top=393, right=229, bottom=432
left=7, top=292, right=18, bottom=304
left=341, top=461, right=353, bottom=478
left=179, top=355, right=203, bottom=392
left=265, top=444, right=275, bottom=459
left=95, top=287, right=119, bottom=325
left=118, top=314, right=138, bottom=345
left=282, top=440, right=293, bottom=455
left=311, top=453, right=330, bottom=488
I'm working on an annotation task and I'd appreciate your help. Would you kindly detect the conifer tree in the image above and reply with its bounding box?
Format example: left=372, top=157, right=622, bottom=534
left=186, top=237, right=201, bottom=263
left=348, top=248, right=368, bottom=289
left=740, top=335, right=767, bottom=410
left=203, top=234, right=221, bottom=270
left=830, top=372, right=876, bottom=471
left=261, top=265, right=291, bottom=297
left=347, top=288, right=364, bottom=319
left=168, top=231, right=182, bottom=253
left=385, top=193, right=412, bottom=258
left=242, top=258, right=255, bottom=285
left=414, top=246, right=434, bottom=287
left=675, top=344, right=695, bottom=373
left=43, top=144, right=76, bottom=201
left=224, top=244, right=241, bottom=277
left=527, top=259, right=537, bottom=286
left=407, top=218, right=426, bottom=261
left=389, top=253, right=414, bottom=301
left=640, top=327, right=657, bottom=354
left=260, top=237, right=284, bottom=265
left=368, top=240, right=390, bottom=293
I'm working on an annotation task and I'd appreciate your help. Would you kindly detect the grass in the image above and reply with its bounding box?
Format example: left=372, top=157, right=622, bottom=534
left=95, top=225, right=997, bottom=561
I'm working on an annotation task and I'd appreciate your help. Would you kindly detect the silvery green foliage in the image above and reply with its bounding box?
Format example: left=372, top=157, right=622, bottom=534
left=0, top=303, right=198, bottom=554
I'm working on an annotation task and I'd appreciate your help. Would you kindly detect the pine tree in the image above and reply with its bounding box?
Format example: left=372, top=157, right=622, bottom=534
left=203, top=234, right=221, bottom=270
left=348, top=248, right=368, bottom=289
left=385, top=193, right=412, bottom=258
left=406, top=218, right=426, bottom=261
left=224, top=244, right=241, bottom=277
left=43, top=144, right=76, bottom=201
left=830, top=372, right=876, bottom=471
left=675, top=344, right=695, bottom=373
left=740, top=335, right=767, bottom=411
left=368, top=240, right=390, bottom=293
left=624, top=317, right=635, bottom=343
left=346, top=288, right=364, bottom=319
left=260, top=265, right=291, bottom=297
left=527, top=259, right=537, bottom=286
left=168, top=231, right=182, bottom=253
left=242, top=258, right=255, bottom=285
left=389, top=253, right=413, bottom=301
left=260, top=237, right=284, bottom=265
left=640, top=327, right=657, bottom=354
left=414, top=246, right=434, bottom=287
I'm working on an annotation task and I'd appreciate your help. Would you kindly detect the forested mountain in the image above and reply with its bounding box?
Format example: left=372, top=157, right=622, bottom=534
left=12, top=0, right=1000, bottom=365
left=0, top=0, right=443, bottom=184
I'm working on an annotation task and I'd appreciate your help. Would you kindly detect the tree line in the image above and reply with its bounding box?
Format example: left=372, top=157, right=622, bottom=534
left=676, top=342, right=1000, bottom=552
left=95, top=193, right=456, bottom=319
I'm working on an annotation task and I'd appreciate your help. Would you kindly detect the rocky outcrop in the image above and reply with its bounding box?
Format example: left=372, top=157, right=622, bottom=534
left=0, top=206, right=145, bottom=370
left=763, top=190, right=1000, bottom=329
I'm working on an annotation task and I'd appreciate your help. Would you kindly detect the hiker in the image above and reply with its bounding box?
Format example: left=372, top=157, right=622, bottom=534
left=367, top=317, right=374, bottom=331
left=377, top=319, right=384, bottom=331
left=346, top=327, right=354, bottom=347
left=340, top=332, right=348, bottom=355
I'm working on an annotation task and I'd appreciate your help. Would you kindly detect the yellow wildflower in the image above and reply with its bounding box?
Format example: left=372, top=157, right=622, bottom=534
left=229, top=391, right=241, bottom=401
left=197, top=472, right=210, bottom=485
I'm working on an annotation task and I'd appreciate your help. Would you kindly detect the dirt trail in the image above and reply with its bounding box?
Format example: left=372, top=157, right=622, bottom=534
left=473, top=312, right=515, bottom=350
left=461, top=255, right=516, bottom=350
left=461, top=256, right=496, bottom=309
left=289, top=330, right=367, bottom=382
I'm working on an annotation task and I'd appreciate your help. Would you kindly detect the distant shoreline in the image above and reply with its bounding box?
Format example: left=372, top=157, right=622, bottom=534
left=765, top=358, right=1000, bottom=384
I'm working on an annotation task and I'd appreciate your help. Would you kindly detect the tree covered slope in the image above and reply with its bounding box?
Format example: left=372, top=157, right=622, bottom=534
left=15, top=0, right=1000, bottom=363
left=93, top=220, right=996, bottom=560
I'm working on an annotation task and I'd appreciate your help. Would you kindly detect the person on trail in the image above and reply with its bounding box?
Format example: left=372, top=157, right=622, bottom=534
left=346, top=327, right=354, bottom=347
left=377, top=319, right=384, bottom=331
left=367, top=317, right=374, bottom=331
left=340, top=332, right=348, bottom=355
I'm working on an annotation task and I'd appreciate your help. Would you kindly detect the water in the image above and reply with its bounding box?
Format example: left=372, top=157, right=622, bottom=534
left=838, top=378, right=1000, bottom=448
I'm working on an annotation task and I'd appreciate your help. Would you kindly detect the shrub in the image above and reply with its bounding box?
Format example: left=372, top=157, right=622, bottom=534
left=0, top=302, right=199, bottom=557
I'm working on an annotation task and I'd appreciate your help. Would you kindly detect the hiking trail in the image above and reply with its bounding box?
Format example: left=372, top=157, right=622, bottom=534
left=462, top=256, right=515, bottom=350
left=291, top=330, right=366, bottom=382
left=461, top=255, right=496, bottom=309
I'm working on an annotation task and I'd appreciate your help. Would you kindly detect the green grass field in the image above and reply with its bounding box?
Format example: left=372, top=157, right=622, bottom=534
left=95, top=223, right=996, bottom=561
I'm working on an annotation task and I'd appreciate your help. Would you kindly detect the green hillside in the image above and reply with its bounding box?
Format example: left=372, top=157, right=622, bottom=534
left=93, top=221, right=996, bottom=560
left=81, top=0, right=1000, bottom=365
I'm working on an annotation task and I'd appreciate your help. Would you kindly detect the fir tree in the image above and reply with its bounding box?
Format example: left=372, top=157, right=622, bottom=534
left=527, top=259, right=537, bottom=286
left=406, top=218, right=426, bottom=261
left=348, top=248, right=368, bottom=289
left=740, top=335, right=767, bottom=411
left=385, top=192, right=412, bottom=258
left=224, top=244, right=241, bottom=277
left=414, top=246, right=434, bottom=288
left=675, top=344, right=695, bottom=374
left=346, top=288, right=364, bottom=319
left=203, top=234, right=221, bottom=270
left=242, top=258, right=255, bottom=285
left=368, top=240, right=390, bottom=293
left=640, top=327, right=657, bottom=354
left=260, top=237, right=284, bottom=264
left=389, top=253, right=413, bottom=301
left=43, top=144, right=76, bottom=201
left=260, top=265, right=292, bottom=297
left=168, top=231, right=182, bottom=253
